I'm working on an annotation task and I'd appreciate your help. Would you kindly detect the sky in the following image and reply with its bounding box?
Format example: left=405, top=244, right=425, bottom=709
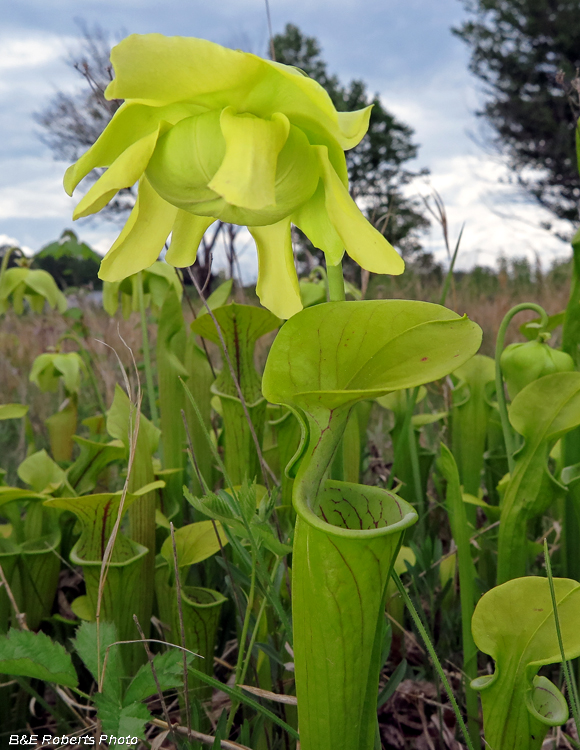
left=1, top=0, right=574, bottom=281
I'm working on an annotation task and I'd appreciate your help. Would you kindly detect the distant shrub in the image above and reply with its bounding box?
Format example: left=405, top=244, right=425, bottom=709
left=34, top=230, right=101, bottom=289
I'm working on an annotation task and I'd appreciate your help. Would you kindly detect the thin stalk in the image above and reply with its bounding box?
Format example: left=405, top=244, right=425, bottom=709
left=136, top=270, right=159, bottom=426
left=439, top=224, right=464, bottom=307
left=326, top=261, right=346, bottom=302
left=226, top=552, right=258, bottom=736
left=544, top=540, right=580, bottom=734
left=170, top=521, right=192, bottom=740
left=393, top=571, right=476, bottom=750
left=239, top=558, right=282, bottom=688
left=133, top=615, right=179, bottom=747
left=494, top=303, right=548, bottom=474
left=239, top=595, right=269, bottom=688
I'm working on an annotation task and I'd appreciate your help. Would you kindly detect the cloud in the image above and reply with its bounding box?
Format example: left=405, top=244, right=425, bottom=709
left=408, top=154, right=571, bottom=269
left=0, top=159, right=75, bottom=219
left=0, top=233, right=33, bottom=255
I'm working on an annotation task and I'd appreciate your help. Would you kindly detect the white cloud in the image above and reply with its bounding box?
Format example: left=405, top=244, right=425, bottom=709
left=408, top=154, right=571, bottom=269
left=0, top=34, right=68, bottom=71
left=0, top=159, right=75, bottom=219
left=0, top=233, right=33, bottom=255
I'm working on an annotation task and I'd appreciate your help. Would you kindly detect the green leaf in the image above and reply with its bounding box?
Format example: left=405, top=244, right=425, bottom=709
left=197, top=278, right=233, bottom=316
left=263, top=300, right=482, bottom=411
left=123, top=648, right=194, bottom=705
left=94, top=693, right=151, bottom=740
left=24, top=269, right=67, bottom=312
left=438, top=444, right=479, bottom=738
left=45, top=485, right=162, bottom=563
left=190, top=302, right=280, bottom=403
left=497, top=372, right=580, bottom=583
left=0, top=404, right=28, bottom=420
left=67, top=437, right=125, bottom=495
left=472, top=577, right=580, bottom=750
left=0, top=628, right=77, bottom=687
left=520, top=311, right=565, bottom=340
left=299, top=279, right=326, bottom=307
left=451, top=354, right=495, bottom=498
left=70, top=595, right=94, bottom=621
left=17, top=449, right=66, bottom=493
left=377, top=658, right=407, bottom=709
left=185, top=664, right=299, bottom=740
left=159, top=520, right=228, bottom=567
left=72, top=621, right=122, bottom=701
left=106, top=384, right=160, bottom=454
left=29, top=352, right=84, bottom=394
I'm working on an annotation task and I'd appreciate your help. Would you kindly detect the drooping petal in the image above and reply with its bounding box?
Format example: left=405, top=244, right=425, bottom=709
left=336, top=108, right=373, bottom=147
left=315, top=146, right=405, bottom=275
left=64, top=101, right=204, bottom=196
left=292, top=182, right=344, bottom=266
left=99, top=177, right=178, bottom=281
left=165, top=211, right=214, bottom=267
left=72, top=128, right=162, bottom=219
left=104, top=35, right=370, bottom=150
left=249, top=218, right=302, bottom=319
left=209, top=108, right=290, bottom=210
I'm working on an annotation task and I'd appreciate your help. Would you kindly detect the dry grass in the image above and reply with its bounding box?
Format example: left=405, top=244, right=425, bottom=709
left=0, top=270, right=571, bottom=481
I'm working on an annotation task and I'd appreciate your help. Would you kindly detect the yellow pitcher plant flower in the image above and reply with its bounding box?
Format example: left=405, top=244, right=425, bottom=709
left=64, top=34, right=404, bottom=318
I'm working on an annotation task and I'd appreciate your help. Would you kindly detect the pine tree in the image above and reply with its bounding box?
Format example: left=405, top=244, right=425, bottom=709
left=454, top=0, right=580, bottom=226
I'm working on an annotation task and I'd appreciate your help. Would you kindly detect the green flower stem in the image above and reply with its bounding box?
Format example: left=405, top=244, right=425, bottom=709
left=544, top=540, right=580, bottom=736
left=494, top=303, right=548, bottom=473
left=137, top=271, right=159, bottom=426
left=326, top=261, right=346, bottom=302
left=327, top=257, right=346, bottom=480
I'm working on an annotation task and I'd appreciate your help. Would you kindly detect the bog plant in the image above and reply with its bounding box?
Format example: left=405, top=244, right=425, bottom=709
left=4, top=28, right=580, bottom=750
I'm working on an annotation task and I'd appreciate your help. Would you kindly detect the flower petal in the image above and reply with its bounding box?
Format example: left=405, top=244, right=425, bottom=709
left=249, top=218, right=302, bottom=319
left=291, top=182, right=344, bottom=266
left=209, top=108, right=290, bottom=210
left=98, top=177, right=178, bottom=281
left=166, top=211, right=214, bottom=267
left=63, top=101, right=203, bottom=196
left=72, top=127, right=162, bottom=219
left=315, top=146, right=405, bottom=275
left=104, top=35, right=370, bottom=150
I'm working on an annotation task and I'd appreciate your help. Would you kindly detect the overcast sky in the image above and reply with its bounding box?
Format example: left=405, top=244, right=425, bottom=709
left=1, top=0, right=574, bottom=279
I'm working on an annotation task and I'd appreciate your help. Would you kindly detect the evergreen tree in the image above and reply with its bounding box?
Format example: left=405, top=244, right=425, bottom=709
left=454, top=0, right=580, bottom=226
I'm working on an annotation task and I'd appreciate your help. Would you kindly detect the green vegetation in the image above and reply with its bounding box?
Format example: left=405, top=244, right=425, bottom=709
left=4, top=24, right=580, bottom=750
